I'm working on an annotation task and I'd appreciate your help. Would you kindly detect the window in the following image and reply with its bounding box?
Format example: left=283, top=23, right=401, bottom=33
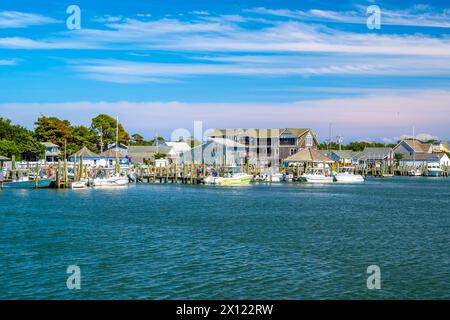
left=280, top=137, right=296, bottom=145
left=290, top=148, right=297, bottom=155
left=305, top=134, right=313, bottom=147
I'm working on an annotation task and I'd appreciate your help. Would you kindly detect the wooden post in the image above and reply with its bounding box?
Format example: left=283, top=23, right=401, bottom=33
left=174, top=162, right=178, bottom=184
left=64, top=159, right=68, bottom=188
left=35, top=162, right=39, bottom=189
left=57, top=160, right=61, bottom=189
left=79, top=156, right=84, bottom=180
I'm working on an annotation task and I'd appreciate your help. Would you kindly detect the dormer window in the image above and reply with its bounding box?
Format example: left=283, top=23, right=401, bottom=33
left=305, top=133, right=313, bottom=147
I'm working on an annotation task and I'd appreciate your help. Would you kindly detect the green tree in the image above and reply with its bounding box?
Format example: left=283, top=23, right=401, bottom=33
left=70, top=125, right=99, bottom=153
left=394, top=153, right=404, bottom=167
left=149, top=136, right=165, bottom=146
left=0, top=117, right=43, bottom=159
left=34, top=115, right=71, bottom=147
left=91, top=114, right=130, bottom=151
left=131, top=133, right=145, bottom=145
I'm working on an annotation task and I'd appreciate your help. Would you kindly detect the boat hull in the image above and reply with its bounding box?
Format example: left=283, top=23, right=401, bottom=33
left=301, top=175, right=334, bottom=183
left=70, top=181, right=87, bottom=189
left=2, top=179, right=53, bottom=189
left=204, top=174, right=252, bottom=186
left=334, top=174, right=365, bottom=183
left=91, top=177, right=129, bottom=187
left=427, top=170, right=442, bottom=177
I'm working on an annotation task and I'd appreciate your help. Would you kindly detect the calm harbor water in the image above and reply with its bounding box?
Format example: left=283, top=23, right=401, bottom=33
left=1, top=177, right=449, bottom=299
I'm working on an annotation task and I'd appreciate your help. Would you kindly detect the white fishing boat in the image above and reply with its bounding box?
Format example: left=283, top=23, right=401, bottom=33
left=334, top=167, right=365, bottom=182
left=300, top=169, right=334, bottom=183
left=91, top=174, right=129, bottom=187
left=69, top=180, right=87, bottom=189
left=204, top=166, right=252, bottom=186
left=301, top=174, right=334, bottom=183
left=254, top=170, right=284, bottom=182
left=407, top=169, right=422, bottom=176
left=427, top=163, right=442, bottom=177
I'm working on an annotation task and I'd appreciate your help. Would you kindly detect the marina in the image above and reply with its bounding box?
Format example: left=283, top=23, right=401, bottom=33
left=1, top=156, right=450, bottom=190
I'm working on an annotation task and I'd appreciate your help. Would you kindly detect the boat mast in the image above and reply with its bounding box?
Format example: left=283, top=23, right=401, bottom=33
left=413, top=126, right=416, bottom=167
left=116, top=116, right=119, bottom=151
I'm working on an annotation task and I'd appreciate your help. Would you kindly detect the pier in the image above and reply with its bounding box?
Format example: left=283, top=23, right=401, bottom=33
left=1, top=156, right=449, bottom=190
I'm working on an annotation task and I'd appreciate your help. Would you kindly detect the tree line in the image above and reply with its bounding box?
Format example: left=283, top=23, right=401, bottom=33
left=0, top=114, right=164, bottom=160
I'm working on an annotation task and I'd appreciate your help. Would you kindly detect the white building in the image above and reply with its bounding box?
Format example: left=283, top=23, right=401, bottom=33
left=178, top=138, right=246, bottom=166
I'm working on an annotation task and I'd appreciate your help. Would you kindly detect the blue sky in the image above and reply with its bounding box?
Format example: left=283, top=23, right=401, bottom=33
left=0, top=0, right=449, bottom=142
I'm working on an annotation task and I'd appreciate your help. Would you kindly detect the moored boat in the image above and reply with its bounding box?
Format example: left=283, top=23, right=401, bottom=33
left=2, top=178, right=53, bottom=189
left=69, top=180, right=87, bottom=189
left=301, top=174, right=334, bottom=183
left=204, top=166, right=252, bottom=186
left=300, top=168, right=334, bottom=183
left=333, top=167, right=365, bottom=182
left=427, top=163, right=442, bottom=177
left=91, top=175, right=129, bottom=187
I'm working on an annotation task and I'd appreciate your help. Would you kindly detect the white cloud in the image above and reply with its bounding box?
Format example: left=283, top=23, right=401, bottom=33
left=396, top=133, right=440, bottom=141
left=190, top=11, right=209, bottom=15
left=0, top=58, right=20, bottom=66
left=92, top=15, right=123, bottom=23
left=0, top=11, right=58, bottom=28
left=1, top=14, right=450, bottom=58
left=66, top=54, right=450, bottom=83
left=247, top=6, right=450, bottom=28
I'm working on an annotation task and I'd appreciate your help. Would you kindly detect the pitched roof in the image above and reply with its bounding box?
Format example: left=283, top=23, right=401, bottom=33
left=401, top=153, right=448, bottom=161
left=281, top=128, right=310, bottom=137
left=127, top=146, right=172, bottom=160
left=99, top=149, right=125, bottom=157
left=0, top=155, right=10, bottom=161
left=209, top=137, right=246, bottom=148
left=284, top=148, right=334, bottom=163
left=356, top=147, right=393, bottom=160
left=401, top=139, right=432, bottom=153
left=41, top=142, right=59, bottom=148
left=331, top=150, right=357, bottom=159
left=72, top=146, right=98, bottom=158
left=208, top=128, right=312, bottom=138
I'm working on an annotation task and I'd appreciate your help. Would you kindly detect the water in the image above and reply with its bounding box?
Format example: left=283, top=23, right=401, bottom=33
left=1, top=177, right=449, bottom=299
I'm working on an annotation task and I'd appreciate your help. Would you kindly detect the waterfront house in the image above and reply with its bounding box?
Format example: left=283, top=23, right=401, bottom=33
left=127, top=145, right=172, bottom=164
left=165, top=142, right=191, bottom=162
left=320, top=150, right=358, bottom=165
left=393, top=139, right=432, bottom=157
left=98, top=149, right=129, bottom=167
left=399, top=153, right=450, bottom=167
left=208, top=128, right=318, bottom=168
left=356, top=147, right=395, bottom=166
left=0, top=155, right=9, bottom=168
left=106, top=143, right=128, bottom=156
left=431, top=141, right=450, bottom=153
left=178, top=137, right=246, bottom=166
left=68, top=147, right=100, bottom=166
left=41, top=142, right=60, bottom=163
